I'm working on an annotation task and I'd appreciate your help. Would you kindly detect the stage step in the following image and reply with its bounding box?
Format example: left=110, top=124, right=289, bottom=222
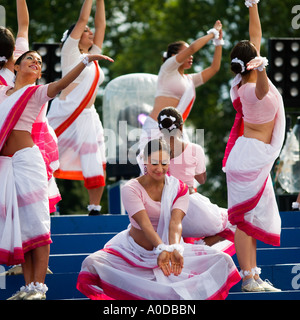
left=0, top=211, right=300, bottom=300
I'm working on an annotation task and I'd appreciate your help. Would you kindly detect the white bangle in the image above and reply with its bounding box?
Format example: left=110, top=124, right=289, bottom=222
left=254, top=56, right=269, bottom=72
left=81, top=55, right=91, bottom=67
left=207, top=28, right=219, bottom=40
left=153, top=243, right=184, bottom=255
left=213, top=38, right=225, bottom=46
left=245, top=0, right=260, bottom=8
left=153, top=244, right=173, bottom=255
left=170, top=244, right=184, bottom=255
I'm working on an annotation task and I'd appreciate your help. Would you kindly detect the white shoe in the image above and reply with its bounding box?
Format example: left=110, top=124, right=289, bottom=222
left=23, top=290, right=46, bottom=300
left=7, top=286, right=29, bottom=300
left=23, top=282, right=48, bottom=300
left=241, top=278, right=264, bottom=292
left=258, top=279, right=281, bottom=292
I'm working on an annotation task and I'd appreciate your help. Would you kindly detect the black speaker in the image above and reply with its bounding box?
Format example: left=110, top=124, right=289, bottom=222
left=268, top=38, right=300, bottom=110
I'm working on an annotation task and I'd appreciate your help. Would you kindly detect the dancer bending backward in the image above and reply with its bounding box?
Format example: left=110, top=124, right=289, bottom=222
left=223, top=0, right=285, bottom=292
left=0, top=0, right=61, bottom=214
left=47, top=0, right=108, bottom=215
left=0, top=51, right=113, bottom=300
left=158, top=107, right=235, bottom=248
left=77, top=139, right=240, bottom=300
left=137, top=20, right=224, bottom=170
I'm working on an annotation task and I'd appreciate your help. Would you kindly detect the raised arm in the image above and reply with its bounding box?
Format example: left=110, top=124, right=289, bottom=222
left=47, top=54, right=113, bottom=98
left=70, top=0, right=93, bottom=40
left=176, top=20, right=223, bottom=65
left=246, top=1, right=268, bottom=100
left=248, top=2, right=262, bottom=54
left=16, top=0, right=29, bottom=40
left=93, top=0, right=106, bottom=49
left=201, top=28, right=223, bottom=83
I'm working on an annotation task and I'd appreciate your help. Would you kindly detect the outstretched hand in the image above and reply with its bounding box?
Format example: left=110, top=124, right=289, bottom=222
left=170, top=250, right=184, bottom=276
left=88, top=54, right=114, bottom=63
left=157, top=251, right=172, bottom=277
left=246, top=56, right=265, bottom=71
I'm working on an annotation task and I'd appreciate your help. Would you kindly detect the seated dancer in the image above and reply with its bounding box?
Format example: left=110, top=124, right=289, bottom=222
left=0, top=51, right=113, bottom=300
left=47, top=0, right=108, bottom=215
left=158, top=107, right=235, bottom=250
left=223, top=0, right=285, bottom=292
left=137, top=20, right=224, bottom=171
left=77, top=139, right=240, bottom=300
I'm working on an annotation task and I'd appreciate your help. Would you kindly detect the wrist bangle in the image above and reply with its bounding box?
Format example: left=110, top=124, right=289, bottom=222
left=213, top=38, right=225, bottom=46
left=207, top=28, right=219, bottom=40
left=245, top=0, right=260, bottom=8
left=81, top=55, right=91, bottom=67
left=153, top=243, right=184, bottom=255
left=254, top=56, right=268, bottom=72
left=170, top=244, right=184, bottom=255
left=153, top=244, right=173, bottom=255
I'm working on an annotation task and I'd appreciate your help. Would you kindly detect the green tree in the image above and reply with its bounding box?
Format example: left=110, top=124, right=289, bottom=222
left=2, top=0, right=299, bottom=211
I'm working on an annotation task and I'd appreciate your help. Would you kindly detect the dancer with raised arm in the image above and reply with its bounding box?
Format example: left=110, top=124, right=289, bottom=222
left=158, top=107, right=235, bottom=250
left=0, top=51, right=113, bottom=300
left=0, top=0, right=29, bottom=86
left=137, top=20, right=224, bottom=171
left=77, top=139, right=240, bottom=300
left=48, top=0, right=108, bottom=215
left=0, top=0, right=61, bottom=277
left=223, top=0, right=285, bottom=292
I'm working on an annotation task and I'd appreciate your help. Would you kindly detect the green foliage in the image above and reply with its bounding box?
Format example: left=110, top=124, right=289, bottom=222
left=2, top=0, right=299, bottom=211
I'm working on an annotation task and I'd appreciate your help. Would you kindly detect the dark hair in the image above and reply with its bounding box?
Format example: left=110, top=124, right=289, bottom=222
left=15, top=50, right=42, bottom=67
left=61, top=24, right=76, bottom=46
left=163, top=41, right=186, bottom=62
left=157, top=107, right=183, bottom=134
left=143, top=138, right=170, bottom=161
left=0, top=27, right=15, bottom=70
left=230, top=40, right=258, bottom=76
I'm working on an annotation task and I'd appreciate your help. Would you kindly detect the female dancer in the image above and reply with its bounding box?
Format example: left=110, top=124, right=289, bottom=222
left=0, top=50, right=113, bottom=300
left=137, top=20, right=224, bottom=171
left=0, top=0, right=29, bottom=86
left=223, top=0, right=285, bottom=292
left=47, top=0, right=107, bottom=215
left=158, top=107, right=235, bottom=248
left=77, top=139, right=240, bottom=300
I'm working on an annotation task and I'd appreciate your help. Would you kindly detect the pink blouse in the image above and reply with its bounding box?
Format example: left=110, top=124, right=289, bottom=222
left=0, top=84, right=51, bottom=133
left=238, top=82, right=279, bottom=124
left=121, top=179, right=189, bottom=231
left=155, top=55, right=204, bottom=100
left=169, top=143, right=206, bottom=188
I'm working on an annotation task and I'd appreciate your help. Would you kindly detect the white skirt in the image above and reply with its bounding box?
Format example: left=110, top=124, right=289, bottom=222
left=0, top=146, right=52, bottom=265
left=226, top=136, right=281, bottom=246
left=77, top=229, right=240, bottom=300
left=182, top=192, right=235, bottom=239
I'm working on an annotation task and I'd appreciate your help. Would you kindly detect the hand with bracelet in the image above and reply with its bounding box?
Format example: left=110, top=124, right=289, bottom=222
left=81, top=53, right=114, bottom=66
left=155, top=243, right=184, bottom=276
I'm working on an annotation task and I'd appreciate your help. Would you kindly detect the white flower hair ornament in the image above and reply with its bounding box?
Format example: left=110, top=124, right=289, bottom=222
left=231, top=58, right=246, bottom=73
left=0, top=56, right=8, bottom=63
left=61, top=30, right=69, bottom=43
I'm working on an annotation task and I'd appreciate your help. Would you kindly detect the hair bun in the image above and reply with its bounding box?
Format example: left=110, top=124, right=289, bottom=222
left=231, top=61, right=243, bottom=75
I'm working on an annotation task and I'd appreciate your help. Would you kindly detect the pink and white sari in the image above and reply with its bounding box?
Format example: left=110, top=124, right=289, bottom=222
left=77, top=175, right=240, bottom=300
left=0, top=86, right=53, bottom=265
left=224, top=80, right=285, bottom=246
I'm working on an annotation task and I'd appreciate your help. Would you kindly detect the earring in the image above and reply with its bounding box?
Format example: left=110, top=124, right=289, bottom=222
left=144, top=165, right=148, bottom=175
